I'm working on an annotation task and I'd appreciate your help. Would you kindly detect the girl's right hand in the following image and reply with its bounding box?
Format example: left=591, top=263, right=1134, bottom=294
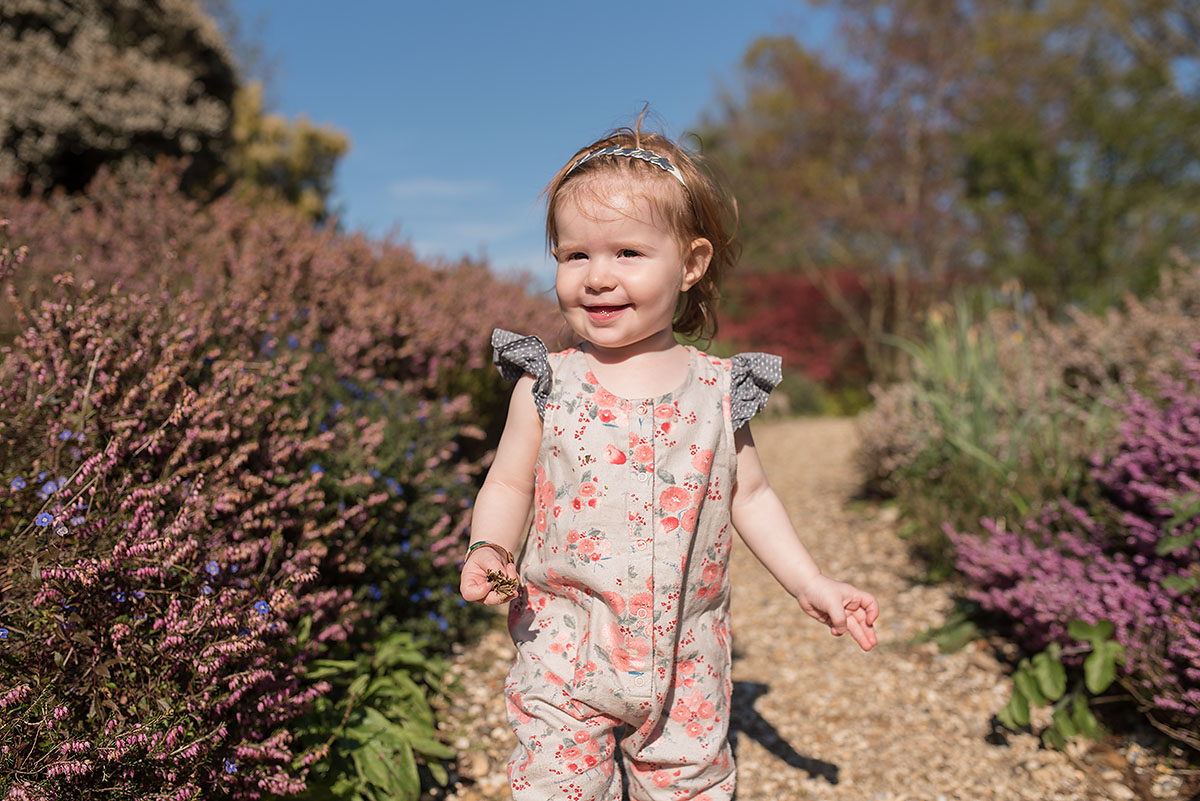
left=460, top=549, right=519, bottom=606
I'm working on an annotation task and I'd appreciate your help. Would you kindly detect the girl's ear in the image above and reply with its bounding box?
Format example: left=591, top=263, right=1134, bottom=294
left=680, top=237, right=713, bottom=292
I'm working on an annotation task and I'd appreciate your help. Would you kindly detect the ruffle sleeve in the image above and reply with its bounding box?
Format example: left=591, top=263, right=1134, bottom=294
left=491, top=329, right=552, bottom=418
left=730, top=352, right=783, bottom=431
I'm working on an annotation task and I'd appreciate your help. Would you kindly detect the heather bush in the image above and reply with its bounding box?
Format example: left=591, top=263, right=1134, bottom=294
left=948, top=345, right=1200, bottom=746
left=0, top=171, right=556, bottom=798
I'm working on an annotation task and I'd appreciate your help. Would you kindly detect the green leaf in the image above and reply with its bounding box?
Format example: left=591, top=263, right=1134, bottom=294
left=1068, top=619, right=1113, bottom=644
left=1084, top=643, right=1119, bottom=694
left=1051, top=706, right=1077, bottom=738
left=999, top=689, right=1030, bottom=730
left=1013, top=666, right=1047, bottom=707
left=933, top=619, right=979, bottom=653
left=1071, top=694, right=1102, bottom=739
left=352, top=741, right=405, bottom=795
left=1042, top=726, right=1067, bottom=750
left=1162, top=574, right=1200, bottom=593
left=1031, top=651, right=1067, bottom=701
left=295, top=614, right=313, bottom=645
left=427, top=760, right=449, bottom=787
left=347, top=674, right=371, bottom=700
left=1164, top=493, right=1200, bottom=530
left=1156, top=531, right=1199, bottom=556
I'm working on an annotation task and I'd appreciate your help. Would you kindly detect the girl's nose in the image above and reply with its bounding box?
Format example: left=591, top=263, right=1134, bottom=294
left=583, top=258, right=616, bottom=291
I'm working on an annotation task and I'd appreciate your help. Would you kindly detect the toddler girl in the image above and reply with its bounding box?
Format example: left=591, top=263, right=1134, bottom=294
left=460, top=124, right=878, bottom=801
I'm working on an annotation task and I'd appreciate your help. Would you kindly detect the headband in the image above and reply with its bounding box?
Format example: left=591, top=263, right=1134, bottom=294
left=567, top=146, right=687, bottom=187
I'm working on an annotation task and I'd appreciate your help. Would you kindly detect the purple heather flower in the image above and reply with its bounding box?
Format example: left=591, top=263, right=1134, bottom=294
left=34, top=513, right=52, bottom=527
left=206, top=560, right=219, bottom=576
left=224, top=758, right=238, bottom=774
left=10, top=477, right=25, bottom=490
left=253, top=601, right=270, bottom=616
left=58, top=430, right=72, bottom=441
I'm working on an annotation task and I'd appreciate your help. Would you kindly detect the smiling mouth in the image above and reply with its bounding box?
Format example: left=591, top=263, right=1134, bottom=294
left=584, top=304, right=630, bottom=320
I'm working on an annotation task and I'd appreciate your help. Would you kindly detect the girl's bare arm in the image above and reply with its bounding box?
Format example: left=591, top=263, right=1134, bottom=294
left=461, top=374, right=542, bottom=605
left=730, top=423, right=879, bottom=650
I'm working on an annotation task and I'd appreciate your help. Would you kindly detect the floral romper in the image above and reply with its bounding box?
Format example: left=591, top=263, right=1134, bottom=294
left=491, top=329, right=781, bottom=801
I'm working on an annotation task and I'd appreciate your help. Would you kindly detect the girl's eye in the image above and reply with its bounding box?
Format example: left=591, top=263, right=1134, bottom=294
left=618, top=249, right=640, bottom=258
left=565, top=252, right=587, bottom=261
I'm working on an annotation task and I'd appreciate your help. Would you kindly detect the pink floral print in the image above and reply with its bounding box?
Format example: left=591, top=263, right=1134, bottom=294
left=499, top=340, right=775, bottom=801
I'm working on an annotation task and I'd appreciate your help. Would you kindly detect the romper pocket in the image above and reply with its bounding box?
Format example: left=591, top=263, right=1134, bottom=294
left=573, top=593, right=654, bottom=703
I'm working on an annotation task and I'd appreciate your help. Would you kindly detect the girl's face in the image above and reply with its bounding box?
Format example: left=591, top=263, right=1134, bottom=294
left=553, top=180, right=711, bottom=357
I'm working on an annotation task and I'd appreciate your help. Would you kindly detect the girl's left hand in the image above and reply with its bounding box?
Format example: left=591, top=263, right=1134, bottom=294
left=796, top=576, right=879, bottom=651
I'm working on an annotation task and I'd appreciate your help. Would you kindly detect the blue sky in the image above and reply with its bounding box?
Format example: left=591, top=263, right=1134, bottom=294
left=232, top=1, right=835, bottom=289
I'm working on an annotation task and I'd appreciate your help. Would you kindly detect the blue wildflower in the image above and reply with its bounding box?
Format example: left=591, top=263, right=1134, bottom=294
left=439, top=617, right=448, bottom=631
left=367, top=585, right=382, bottom=600
left=34, top=513, right=52, bottom=527
left=457, top=598, right=467, bottom=607
left=70, top=516, right=85, bottom=526
left=206, top=560, right=219, bottom=576
left=58, top=430, right=72, bottom=441
left=201, top=584, right=213, bottom=596
left=112, top=592, right=125, bottom=603
left=133, top=590, right=145, bottom=600
left=224, top=758, right=238, bottom=774
left=0, top=628, right=8, bottom=639
left=230, top=564, right=239, bottom=573
left=310, top=463, right=324, bottom=475
left=319, top=422, right=328, bottom=432
left=287, top=335, right=299, bottom=348
left=238, top=627, right=250, bottom=637
left=401, top=541, right=411, bottom=553
left=53, top=523, right=68, bottom=537
left=10, top=477, right=26, bottom=490
left=409, top=592, right=421, bottom=603
left=331, top=401, right=344, bottom=414
left=253, top=601, right=270, bottom=616
left=37, top=471, right=47, bottom=481
left=40, top=479, right=59, bottom=496
left=386, top=477, right=400, bottom=494
left=369, top=468, right=382, bottom=479
left=314, top=342, right=324, bottom=352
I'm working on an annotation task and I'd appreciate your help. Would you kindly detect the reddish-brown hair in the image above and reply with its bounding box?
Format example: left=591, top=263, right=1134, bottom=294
left=542, top=120, right=740, bottom=341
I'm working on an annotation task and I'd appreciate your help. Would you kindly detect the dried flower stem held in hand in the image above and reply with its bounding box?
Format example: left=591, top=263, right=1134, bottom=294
left=485, top=569, right=518, bottom=599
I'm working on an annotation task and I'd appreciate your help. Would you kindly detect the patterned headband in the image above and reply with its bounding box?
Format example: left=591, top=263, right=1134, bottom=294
left=567, top=146, right=687, bottom=187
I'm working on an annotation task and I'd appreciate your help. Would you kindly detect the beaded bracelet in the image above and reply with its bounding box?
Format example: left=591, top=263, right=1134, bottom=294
left=465, top=540, right=514, bottom=565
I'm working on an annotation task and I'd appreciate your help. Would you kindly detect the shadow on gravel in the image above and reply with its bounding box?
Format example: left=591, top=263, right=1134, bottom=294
left=730, top=681, right=840, bottom=785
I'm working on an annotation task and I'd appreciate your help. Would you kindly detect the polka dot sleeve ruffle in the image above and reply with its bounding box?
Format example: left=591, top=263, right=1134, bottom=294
left=491, top=328, right=552, bottom=418
left=730, top=352, right=783, bottom=431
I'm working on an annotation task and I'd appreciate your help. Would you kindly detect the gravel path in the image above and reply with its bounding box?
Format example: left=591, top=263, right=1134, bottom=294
left=433, top=418, right=1191, bottom=801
